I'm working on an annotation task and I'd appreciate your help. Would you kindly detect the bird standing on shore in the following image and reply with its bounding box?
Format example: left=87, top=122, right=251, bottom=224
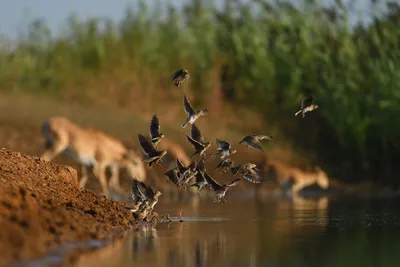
left=172, top=69, right=190, bottom=87
left=137, top=133, right=167, bottom=167
left=149, top=114, right=165, bottom=147
left=186, top=124, right=212, bottom=158
left=211, top=139, right=237, bottom=160
left=182, top=95, right=208, bottom=128
left=295, top=96, right=319, bottom=118
left=239, top=134, right=273, bottom=152
left=131, top=179, right=162, bottom=220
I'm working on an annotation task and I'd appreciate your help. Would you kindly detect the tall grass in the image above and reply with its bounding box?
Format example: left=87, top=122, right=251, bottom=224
left=0, top=0, right=399, bottom=186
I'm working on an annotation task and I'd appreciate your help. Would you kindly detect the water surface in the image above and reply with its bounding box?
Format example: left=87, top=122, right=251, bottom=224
left=75, top=192, right=400, bottom=267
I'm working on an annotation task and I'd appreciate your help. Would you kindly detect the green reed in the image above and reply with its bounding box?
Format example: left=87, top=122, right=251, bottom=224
left=0, top=0, right=399, bottom=185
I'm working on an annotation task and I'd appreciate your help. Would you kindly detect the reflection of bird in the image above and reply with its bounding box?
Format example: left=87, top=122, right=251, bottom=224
left=211, top=139, right=237, bottom=159
left=213, top=158, right=234, bottom=173
left=239, top=134, right=273, bottom=152
left=149, top=114, right=165, bottom=147
left=182, top=95, right=208, bottom=128
left=187, top=124, right=212, bottom=158
left=137, top=133, right=167, bottom=167
left=295, top=95, right=319, bottom=118
left=204, top=171, right=240, bottom=203
left=189, top=159, right=208, bottom=194
left=172, top=69, right=190, bottom=87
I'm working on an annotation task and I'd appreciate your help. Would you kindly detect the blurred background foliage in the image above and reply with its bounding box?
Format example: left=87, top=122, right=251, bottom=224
left=0, top=0, right=399, bottom=187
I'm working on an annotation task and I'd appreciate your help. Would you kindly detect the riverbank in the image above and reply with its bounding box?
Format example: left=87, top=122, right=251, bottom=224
left=0, top=148, right=135, bottom=267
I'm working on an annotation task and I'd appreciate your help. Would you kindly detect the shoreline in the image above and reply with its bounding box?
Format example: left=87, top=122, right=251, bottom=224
left=0, top=148, right=136, bottom=267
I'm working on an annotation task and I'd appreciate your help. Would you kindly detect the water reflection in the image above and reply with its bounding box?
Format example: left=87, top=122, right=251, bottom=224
left=75, top=194, right=400, bottom=267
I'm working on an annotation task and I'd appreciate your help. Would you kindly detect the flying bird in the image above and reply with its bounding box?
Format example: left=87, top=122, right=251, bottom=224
left=172, top=69, right=190, bottom=87
left=182, top=95, right=208, bottom=128
left=189, top=159, right=208, bottom=194
left=137, top=133, right=167, bottom=167
left=204, top=171, right=240, bottom=203
left=149, top=114, right=165, bottom=147
left=295, top=95, right=319, bottom=118
left=211, top=139, right=237, bottom=160
left=213, top=158, right=235, bottom=173
left=186, top=124, right=212, bottom=158
left=231, top=163, right=258, bottom=176
left=239, top=134, right=273, bottom=152
left=164, top=168, right=183, bottom=188
left=176, top=158, right=198, bottom=187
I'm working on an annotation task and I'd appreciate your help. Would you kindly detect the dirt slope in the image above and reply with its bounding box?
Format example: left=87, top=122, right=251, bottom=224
left=0, top=148, right=134, bottom=267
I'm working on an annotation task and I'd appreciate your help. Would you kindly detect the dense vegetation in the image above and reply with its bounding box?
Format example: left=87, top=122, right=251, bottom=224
left=0, top=0, right=399, bottom=186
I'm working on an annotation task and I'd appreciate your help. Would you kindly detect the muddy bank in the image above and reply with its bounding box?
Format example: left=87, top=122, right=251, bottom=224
left=0, top=148, right=135, bottom=267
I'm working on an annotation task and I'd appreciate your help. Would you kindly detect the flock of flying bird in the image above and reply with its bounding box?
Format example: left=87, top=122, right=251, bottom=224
left=129, top=69, right=320, bottom=221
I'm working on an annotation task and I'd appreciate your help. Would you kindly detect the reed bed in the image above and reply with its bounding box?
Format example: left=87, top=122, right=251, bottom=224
left=0, top=0, right=398, bottom=186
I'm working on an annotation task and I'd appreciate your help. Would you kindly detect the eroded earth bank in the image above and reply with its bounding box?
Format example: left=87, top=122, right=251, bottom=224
left=0, top=148, right=135, bottom=267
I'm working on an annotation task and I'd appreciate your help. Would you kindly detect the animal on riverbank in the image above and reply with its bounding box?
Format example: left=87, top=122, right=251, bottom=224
left=40, top=116, right=146, bottom=198
left=264, top=159, right=329, bottom=195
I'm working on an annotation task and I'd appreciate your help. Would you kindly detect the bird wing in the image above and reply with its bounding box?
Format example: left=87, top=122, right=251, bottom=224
left=227, top=178, right=241, bottom=187
left=230, top=165, right=242, bottom=175
left=172, top=69, right=183, bottom=81
left=186, top=135, right=205, bottom=151
left=239, top=135, right=252, bottom=144
left=188, top=160, right=197, bottom=171
left=131, top=179, right=145, bottom=203
left=245, top=138, right=263, bottom=151
left=164, top=168, right=181, bottom=186
left=216, top=138, right=231, bottom=150
left=194, top=171, right=206, bottom=184
left=214, top=159, right=226, bottom=170
left=183, top=95, right=196, bottom=115
left=258, top=134, right=273, bottom=141
left=176, top=157, right=188, bottom=174
left=197, top=158, right=206, bottom=173
left=190, top=124, right=205, bottom=143
left=138, top=133, right=159, bottom=156
left=204, top=171, right=222, bottom=191
left=242, top=173, right=263, bottom=184
left=301, top=96, right=314, bottom=108
left=137, top=180, right=155, bottom=199
left=149, top=114, right=161, bottom=138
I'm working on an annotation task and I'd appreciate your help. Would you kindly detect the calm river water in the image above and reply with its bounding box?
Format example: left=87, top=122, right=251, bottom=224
left=75, top=191, right=400, bottom=267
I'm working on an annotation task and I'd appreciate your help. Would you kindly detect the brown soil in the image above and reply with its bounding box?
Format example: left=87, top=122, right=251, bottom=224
left=0, top=148, right=135, bottom=267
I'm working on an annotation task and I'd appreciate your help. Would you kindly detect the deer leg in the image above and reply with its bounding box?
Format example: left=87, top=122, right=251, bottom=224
left=79, top=164, right=89, bottom=189
left=93, top=164, right=110, bottom=198
left=40, top=141, right=66, bottom=162
left=109, top=164, right=122, bottom=193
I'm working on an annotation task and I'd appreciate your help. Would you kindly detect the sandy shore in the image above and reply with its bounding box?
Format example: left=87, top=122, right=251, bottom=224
left=0, top=148, right=135, bottom=267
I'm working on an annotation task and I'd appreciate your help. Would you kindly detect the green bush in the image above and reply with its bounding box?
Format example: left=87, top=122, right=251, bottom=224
left=0, top=0, right=399, bottom=186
